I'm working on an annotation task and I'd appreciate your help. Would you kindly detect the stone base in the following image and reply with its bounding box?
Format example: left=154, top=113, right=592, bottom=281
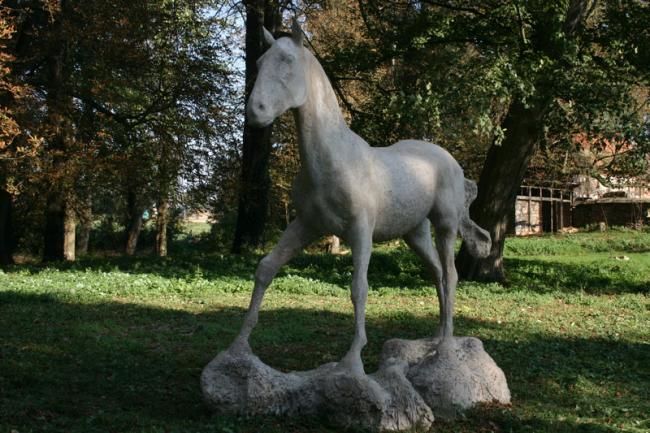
left=201, top=337, right=510, bottom=431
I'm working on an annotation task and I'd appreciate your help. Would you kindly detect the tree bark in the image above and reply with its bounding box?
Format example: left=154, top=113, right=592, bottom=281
left=155, top=197, right=169, bottom=257
left=456, top=100, right=545, bottom=282
left=231, top=0, right=281, bottom=253
left=0, top=189, right=15, bottom=266
left=125, top=216, right=143, bottom=256
left=125, top=189, right=143, bottom=256
left=43, top=1, right=75, bottom=262
left=43, top=193, right=65, bottom=262
left=63, top=200, right=76, bottom=261
left=76, top=194, right=92, bottom=256
left=76, top=224, right=91, bottom=256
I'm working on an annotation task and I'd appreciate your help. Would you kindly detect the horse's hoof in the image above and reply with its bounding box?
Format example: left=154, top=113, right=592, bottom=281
left=436, top=336, right=458, bottom=356
left=334, top=353, right=366, bottom=376
left=228, top=337, right=253, bottom=356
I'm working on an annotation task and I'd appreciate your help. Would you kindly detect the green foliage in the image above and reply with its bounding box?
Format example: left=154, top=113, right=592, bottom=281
left=1, top=231, right=649, bottom=432
left=4, top=0, right=242, bottom=257
left=313, top=1, right=649, bottom=181
left=6, top=1, right=648, bottom=259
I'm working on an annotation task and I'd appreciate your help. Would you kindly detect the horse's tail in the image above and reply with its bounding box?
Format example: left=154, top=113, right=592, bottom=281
left=459, top=178, right=492, bottom=258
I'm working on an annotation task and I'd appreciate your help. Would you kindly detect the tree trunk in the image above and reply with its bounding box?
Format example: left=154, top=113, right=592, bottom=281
left=43, top=2, right=75, bottom=262
left=0, top=189, right=15, bottom=266
left=456, top=100, right=545, bottom=282
left=231, top=0, right=281, bottom=254
left=125, top=189, right=143, bottom=256
left=455, top=1, right=593, bottom=283
left=76, top=225, right=91, bottom=256
left=76, top=194, right=92, bottom=256
left=327, top=235, right=341, bottom=254
left=125, top=217, right=143, bottom=256
left=63, top=201, right=76, bottom=261
left=43, top=193, right=65, bottom=262
left=155, top=198, right=169, bottom=257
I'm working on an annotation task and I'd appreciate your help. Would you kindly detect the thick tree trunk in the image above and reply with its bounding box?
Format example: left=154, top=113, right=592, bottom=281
left=155, top=198, right=169, bottom=257
left=231, top=0, right=281, bottom=253
left=76, top=224, right=91, bottom=256
left=44, top=192, right=78, bottom=263
left=43, top=191, right=76, bottom=262
left=43, top=193, right=65, bottom=262
left=125, top=217, right=143, bottom=256
left=0, top=189, right=15, bottom=265
left=125, top=190, right=143, bottom=256
left=76, top=195, right=92, bottom=256
left=456, top=100, right=545, bottom=282
left=456, top=1, right=593, bottom=283
left=43, top=2, right=75, bottom=262
left=63, top=201, right=76, bottom=261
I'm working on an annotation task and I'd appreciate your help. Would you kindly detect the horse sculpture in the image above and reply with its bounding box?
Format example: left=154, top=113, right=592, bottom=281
left=230, top=21, right=491, bottom=375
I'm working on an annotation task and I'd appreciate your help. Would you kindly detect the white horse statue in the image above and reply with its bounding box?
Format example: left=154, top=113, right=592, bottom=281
left=230, top=21, right=491, bottom=375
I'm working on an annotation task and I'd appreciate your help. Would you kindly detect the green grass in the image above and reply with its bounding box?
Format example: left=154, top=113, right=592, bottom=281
left=179, top=222, right=212, bottom=238
left=1, top=231, right=649, bottom=433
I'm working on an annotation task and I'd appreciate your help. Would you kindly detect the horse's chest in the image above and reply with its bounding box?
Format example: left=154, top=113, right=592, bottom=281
left=293, top=179, right=355, bottom=235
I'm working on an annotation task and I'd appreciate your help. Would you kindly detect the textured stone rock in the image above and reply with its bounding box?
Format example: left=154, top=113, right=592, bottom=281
left=201, top=337, right=509, bottom=431
left=387, top=337, right=511, bottom=420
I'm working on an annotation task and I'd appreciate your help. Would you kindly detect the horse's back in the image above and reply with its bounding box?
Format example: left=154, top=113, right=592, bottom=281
left=381, top=139, right=458, bottom=166
left=370, top=140, right=464, bottom=239
left=374, top=140, right=463, bottom=188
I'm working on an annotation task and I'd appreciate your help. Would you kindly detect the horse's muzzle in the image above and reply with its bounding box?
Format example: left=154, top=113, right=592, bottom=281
left=246, top=97, right=274, bottom=128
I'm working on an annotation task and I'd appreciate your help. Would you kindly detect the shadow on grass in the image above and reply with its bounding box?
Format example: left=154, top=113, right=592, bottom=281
left=1, top=291, right=648, bottom=433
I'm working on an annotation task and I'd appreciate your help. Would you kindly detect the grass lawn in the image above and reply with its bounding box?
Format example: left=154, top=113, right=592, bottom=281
left=1, top=230, right=649, bottom=432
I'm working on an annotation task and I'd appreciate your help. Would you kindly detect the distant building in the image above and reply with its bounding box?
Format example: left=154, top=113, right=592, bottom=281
left=513, top=129, right=649, bottom=235
left=514, top=185, right=573, bottom=235
left=571, top=175, right=650, bottom=229
left=513, top=176, right=650, bottom=236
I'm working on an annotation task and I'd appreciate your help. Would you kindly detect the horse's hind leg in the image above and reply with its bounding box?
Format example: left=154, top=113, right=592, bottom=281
left=433, top=219, right=459, bottom=338
left=230, top=218, right=317, bottom=354
left=403, top=220, right=445, bottom=337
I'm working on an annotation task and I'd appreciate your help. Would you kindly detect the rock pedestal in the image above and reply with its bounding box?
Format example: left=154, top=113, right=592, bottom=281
left=201, top=337, right=510, bottom=431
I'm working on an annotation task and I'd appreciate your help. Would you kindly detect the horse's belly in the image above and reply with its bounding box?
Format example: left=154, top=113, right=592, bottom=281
left=371, top=154, right=437, bottom=240
left=372, top=193, right=432, bottom=241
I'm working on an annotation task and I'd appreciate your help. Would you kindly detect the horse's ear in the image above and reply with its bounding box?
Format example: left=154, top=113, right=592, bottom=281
left=263, top=27, right=275, bottom=47
left=291, top=18, right=303, bottom=46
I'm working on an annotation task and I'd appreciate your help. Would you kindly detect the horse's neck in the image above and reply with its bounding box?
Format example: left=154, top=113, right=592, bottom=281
left=294, top=51, right=359, bottom=182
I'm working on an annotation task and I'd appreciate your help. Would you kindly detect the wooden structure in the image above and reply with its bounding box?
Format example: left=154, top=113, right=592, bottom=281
left=513, top=185, right=573, bottom=235
left=573, top=198, right=650, bottom=228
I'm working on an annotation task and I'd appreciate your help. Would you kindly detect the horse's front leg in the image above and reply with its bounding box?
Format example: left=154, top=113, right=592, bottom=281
left=337, top=219, right=373, bottom=376
left=230, top=218, right=317, bottom=354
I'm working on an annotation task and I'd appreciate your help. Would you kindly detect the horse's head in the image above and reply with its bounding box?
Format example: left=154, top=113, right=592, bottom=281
left=247, top=20, right=307, bottom=128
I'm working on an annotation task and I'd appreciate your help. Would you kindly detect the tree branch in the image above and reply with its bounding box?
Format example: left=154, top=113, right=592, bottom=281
left=419, top=0, right=487, bottom=17
left=78, top=94, right=177, bottom=129
left=514, top=1, right=528, bottom=47
left=563, top=0, right=597, bottom=36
